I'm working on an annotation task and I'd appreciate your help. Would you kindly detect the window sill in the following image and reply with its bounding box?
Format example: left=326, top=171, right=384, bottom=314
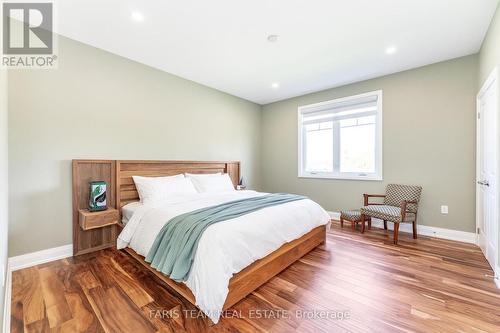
left=298, top=173, right=383, bottom=181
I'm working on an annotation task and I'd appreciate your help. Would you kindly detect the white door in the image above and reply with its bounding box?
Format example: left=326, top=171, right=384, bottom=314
left=477, top=67, right=499, bottom=271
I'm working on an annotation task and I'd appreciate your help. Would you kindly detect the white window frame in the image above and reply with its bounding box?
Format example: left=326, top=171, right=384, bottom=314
left=298, top=90, right=383, bottom=181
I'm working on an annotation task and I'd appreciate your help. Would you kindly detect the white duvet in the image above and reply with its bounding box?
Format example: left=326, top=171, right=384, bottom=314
left=117, top=190, right=330, bottom=323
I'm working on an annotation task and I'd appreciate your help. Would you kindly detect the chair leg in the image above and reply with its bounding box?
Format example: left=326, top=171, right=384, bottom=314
left=368, top=217, right=372, bottom=230
left=412, top=220, right=417, bottom=239
left=393, top=223, right=399, bottom=244
left=340, top=217, right=344, bottom=228
left=361, top=214, right=365, bottom=233
left=352, top=221, right=356, bottom=230
left=383, top=220, right=387, bottom=230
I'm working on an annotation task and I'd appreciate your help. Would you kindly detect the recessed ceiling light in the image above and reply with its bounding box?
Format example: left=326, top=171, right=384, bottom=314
left=131, top=11, right=144, bottom=22
left=385, top=46, right=397, bottom=55
left=271, top=83, right=279, bottom=89
left=267, top=35, right=279, bottom=43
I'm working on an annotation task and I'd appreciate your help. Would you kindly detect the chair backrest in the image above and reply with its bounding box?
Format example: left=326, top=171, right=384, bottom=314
left=384, top=184, right=422, bottom=212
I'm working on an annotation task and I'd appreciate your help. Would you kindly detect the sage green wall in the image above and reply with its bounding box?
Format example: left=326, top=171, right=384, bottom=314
left=8, top=36, right=261, bottom=256
left=479, top=3, right=500, bottom=85
left=6, top=26, right=490, bottom=257
left=261, top=55, right=478, bottom=232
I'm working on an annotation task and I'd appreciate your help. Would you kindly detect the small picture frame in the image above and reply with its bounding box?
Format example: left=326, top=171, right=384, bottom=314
left=89, top=180, right=107, bottom=211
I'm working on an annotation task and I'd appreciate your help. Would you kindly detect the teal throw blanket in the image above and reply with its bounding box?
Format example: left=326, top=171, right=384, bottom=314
left=145, top=193, right=306, bottom=282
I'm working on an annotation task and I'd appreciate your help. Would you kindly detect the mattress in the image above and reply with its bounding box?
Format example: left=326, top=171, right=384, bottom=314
left=117, top=190, right=330, bottom=323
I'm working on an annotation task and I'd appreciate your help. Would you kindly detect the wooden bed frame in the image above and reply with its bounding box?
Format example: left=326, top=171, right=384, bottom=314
left=73, top=160, right=327, bottom=311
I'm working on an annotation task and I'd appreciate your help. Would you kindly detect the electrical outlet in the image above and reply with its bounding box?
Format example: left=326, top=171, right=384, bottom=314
left=441, top=205, right=449, bottom=214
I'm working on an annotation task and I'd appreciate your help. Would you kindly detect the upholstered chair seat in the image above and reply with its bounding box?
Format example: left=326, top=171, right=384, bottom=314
left=360, top=205, right=416, bottom=223
left=340, top=210, right=363, bottom=222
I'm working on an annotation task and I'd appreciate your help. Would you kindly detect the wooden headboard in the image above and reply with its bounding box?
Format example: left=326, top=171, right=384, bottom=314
left=72, top=159, right=239, bottom=255
left=116, top=160, right=240, bottom=209
left=72, top=159, right=240, bottom=255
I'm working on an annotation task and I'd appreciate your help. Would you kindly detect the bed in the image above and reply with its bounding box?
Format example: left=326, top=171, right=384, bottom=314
left=72, top=160, right=330, bottom=324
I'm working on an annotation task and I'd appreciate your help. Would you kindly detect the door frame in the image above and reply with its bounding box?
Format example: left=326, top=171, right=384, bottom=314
left=476, top=66, right=500, bottom=281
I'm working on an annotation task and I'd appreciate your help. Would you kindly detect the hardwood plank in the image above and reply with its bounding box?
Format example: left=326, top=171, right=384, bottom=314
left=141, top=303, right=184, bottom=333
left=24, top=318, right=50, bottom=333
left=97, top=255, right=154, bottom=308
left=86, top=286, right=157, bottom=333
left=38, top=266, right=73, bottom=328
left=10, top=300, right=24, bottom=333
left=76, top=271, right=101, bottom=290
left=56, top=292, right=101, bottom=333
left=11, top=222, right=500, bottom=332
left=14, top=267, right=46, bottom=326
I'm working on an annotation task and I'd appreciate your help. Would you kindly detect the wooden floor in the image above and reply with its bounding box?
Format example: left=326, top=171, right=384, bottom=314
left=10, top=222, right=500, bottom=332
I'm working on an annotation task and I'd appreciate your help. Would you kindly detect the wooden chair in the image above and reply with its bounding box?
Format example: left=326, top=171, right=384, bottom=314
left=360, top=184, right=422, bottom=244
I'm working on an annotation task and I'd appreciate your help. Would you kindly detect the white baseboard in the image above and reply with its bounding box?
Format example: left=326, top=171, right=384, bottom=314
left=328, top=211, right=341, bottom=220
left=3, top=244, right=73, bottom=332
left=8, top=244, right=73, bottom=272
left=327, top=211, right=476, bottom=244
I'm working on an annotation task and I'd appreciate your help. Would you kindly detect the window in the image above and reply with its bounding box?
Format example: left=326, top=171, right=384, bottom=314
left=298, top=90, right=382, bottom=180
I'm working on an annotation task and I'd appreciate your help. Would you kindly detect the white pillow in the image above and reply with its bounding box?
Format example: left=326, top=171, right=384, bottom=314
left=186, top=173, right=235, bottom=193
left=132, top=174, right=197, bottom=204
left=121, top=201, right=142, bottom=224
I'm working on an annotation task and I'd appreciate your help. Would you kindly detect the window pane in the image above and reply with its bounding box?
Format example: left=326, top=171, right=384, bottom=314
left=300, top=92, right=382, bottom=179
left=305, top=122, right=333, bottom=172
left=339, top=119, right=375, bottom=173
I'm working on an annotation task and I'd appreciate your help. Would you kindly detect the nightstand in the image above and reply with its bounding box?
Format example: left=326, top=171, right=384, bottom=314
left=78, top=208, right=119, bottom=230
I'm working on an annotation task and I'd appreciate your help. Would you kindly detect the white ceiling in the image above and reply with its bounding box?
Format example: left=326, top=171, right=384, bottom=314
left=56, top=0, right=499, bottom=105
